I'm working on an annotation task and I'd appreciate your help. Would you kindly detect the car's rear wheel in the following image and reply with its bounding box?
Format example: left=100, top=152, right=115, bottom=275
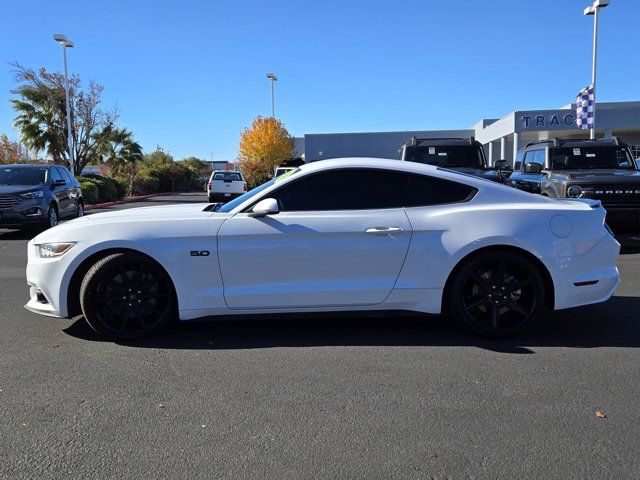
left=79, top=253, right=176, bottom=340
left=448, top=250, right=545, bottom=338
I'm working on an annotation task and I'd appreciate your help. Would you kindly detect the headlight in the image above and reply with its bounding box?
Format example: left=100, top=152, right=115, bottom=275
left=36, top=242, right=77, bottom=258
left=567, top=185, right=583, bottom=198
left=20, top=191, right=44, bottom=199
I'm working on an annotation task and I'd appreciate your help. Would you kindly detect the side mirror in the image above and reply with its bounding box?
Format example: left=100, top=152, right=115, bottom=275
left=249, top=198, right=279, bottom=217
left=494, top=160, right=510, bottom=171
left=53, top=179, right=66, bottom=186
left=524, top=162, right=543, bottom=174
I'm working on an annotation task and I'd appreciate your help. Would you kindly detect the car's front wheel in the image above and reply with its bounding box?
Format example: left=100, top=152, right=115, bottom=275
left=79, top=252, right=177, bottom=340
left=448, top=250, right=546, bottom=338
left=46, top=204, right=59, bottom=229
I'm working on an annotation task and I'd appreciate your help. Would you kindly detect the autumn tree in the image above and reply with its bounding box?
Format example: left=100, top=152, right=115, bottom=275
left=237, top=116, right=294, bottom=187
left=0, top=135, right=27, bottom=164
left=10, top=63, right=118, bottom=175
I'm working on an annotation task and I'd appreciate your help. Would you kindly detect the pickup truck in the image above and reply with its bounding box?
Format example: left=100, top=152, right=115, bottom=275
left=508, top=137, right=640, bottom=235
left=207, top=170, right=247, bottom=203
left=399, top=137, right=507, bottom=183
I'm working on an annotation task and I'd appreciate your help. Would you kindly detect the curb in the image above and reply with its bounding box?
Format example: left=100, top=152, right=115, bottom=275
left=84, top=192, right=175, bottom=211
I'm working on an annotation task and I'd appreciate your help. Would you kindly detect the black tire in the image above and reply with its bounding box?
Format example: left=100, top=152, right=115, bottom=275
left=208, top=194, right=215, bottom=203
left=447, top=250, right=546, bottom=338
left=76, top=201, right=84, bottom=218
left=45, top=204, right=59, bottom=229
left=79, top=253, right=177, bottom=340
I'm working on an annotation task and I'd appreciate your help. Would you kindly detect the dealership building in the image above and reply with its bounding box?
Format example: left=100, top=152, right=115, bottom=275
left=295, top=101, right=640, bottom=165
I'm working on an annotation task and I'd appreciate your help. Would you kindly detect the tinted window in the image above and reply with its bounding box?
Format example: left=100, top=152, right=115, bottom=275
left=272, top=169, right=408, bottom=211
left=533, top=150, right=545, bottom=166
left=550, top=146, right=634, bottom=170
left=50, top=167, right=63, bottom=182
left=213, top=172, right=242, bottom=181
left=0, top=167, right=49, bottom=186
left=404, top=145, right=484, bottom=168
left=404, top=173, right=477, bottom=207
left=59, top=167, right=75, bottom=183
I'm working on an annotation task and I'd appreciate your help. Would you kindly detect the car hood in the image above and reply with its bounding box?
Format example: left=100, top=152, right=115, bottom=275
left=82, top=202, right=214, bottom=220
left=564, top=170, right=640, bottom=183
left=0, top=185, right=43, bottom=194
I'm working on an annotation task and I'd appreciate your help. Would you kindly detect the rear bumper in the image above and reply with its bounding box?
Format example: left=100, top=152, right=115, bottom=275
left=549, top=233, right=621, bottom=310
left=208, top=192, right=242, bottom=201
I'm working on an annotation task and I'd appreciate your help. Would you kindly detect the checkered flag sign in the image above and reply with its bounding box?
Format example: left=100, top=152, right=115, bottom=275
left=576, top=84, right=594, bottom=130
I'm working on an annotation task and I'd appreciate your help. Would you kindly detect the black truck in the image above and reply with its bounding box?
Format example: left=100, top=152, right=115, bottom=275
left=508, top=137, right=640, bottom=234
left=399, top=137, right=507, bottom=183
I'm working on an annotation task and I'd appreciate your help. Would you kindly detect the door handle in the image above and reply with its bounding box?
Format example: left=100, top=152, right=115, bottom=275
left=365, top=226, right=403, bottom=234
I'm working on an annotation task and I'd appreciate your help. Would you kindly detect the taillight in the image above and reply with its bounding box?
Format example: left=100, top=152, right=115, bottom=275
left=243, top=182, right=247, bottom=192
left=207, top=182, right=211, bottom=190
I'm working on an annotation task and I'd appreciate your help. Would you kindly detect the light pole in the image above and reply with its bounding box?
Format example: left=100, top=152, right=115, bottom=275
left=266, top=73, right=277, bottom=118
left=53, top=34, right=75, bottom=173
left=584, top=0, right=610, bottom=140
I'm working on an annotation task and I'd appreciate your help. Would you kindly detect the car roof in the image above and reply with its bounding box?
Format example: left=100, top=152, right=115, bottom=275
left=212, top=170, right=241, bottom=173
left=1, top=163, right=54, bottom=169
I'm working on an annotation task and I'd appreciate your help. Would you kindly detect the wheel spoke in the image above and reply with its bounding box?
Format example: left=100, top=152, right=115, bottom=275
left=507, top=301, right=530, bottom=318
left=91, top=295, right=125, bottom=304
left=490, top=303, right=500, bottom=330
left=134, top=264, right=146, bottom=289
left=464, top=296, right=488, bottom=312
left=120, top=304, right=132, bottom=331
left=140, top=292, right=171, bottom=300
left=133, top=302, right=147, bottom=327
left=119, top=266, right=131, bottom=289
left=143, top=300, right=164, bottom=316
left=470, top=273, right=492, bottom=292
left=493, top=259, right=507, bottom=282
left=100, top=302, right=125, bottom=322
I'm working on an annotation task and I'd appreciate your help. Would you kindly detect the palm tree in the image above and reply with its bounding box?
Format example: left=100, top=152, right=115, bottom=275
left=95, top=127, right=143, bottom=176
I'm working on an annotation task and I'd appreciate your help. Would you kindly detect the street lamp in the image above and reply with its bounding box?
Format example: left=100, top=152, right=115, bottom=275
left=584, top=0, right=610, bottom=140
left=266, top=73, right=277, bottom=118
left=53, top=34, right=75, bottom=173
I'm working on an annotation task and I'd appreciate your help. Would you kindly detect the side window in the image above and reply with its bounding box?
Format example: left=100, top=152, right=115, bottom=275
left=50, top=167, right=63, bottom=183
left=403, top=174, right=477, bottom=207
left=514, top=151, right=523, bottom=171
left=59, top=167, right=74, bottom=183
left=533, top=150, right=546, bottom=166
left=271, top=169, right=409, bottom=211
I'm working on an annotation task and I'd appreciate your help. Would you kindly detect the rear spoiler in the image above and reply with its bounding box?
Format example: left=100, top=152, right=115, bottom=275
left=556, top=198, right=602, bottom=209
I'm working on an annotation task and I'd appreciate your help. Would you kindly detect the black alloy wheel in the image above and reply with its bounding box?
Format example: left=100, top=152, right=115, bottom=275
left=449, top=251, right=545, bottom=338
left=80, top=253, right=176, bottom=340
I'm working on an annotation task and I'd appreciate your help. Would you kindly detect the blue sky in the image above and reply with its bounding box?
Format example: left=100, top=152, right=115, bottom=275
left=1, top=0, right=639, bottom=161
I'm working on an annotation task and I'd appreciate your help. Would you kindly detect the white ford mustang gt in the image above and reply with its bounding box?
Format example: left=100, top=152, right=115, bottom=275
left=25, top=158, right=620, bottom=340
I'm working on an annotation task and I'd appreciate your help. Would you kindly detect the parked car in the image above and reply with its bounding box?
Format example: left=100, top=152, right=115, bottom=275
left=399, top=137, right=508, bottom=183
left=0, top=164, right=83, bottom=230
left=274, top=166, right=297, bottom=177
left=206, top=170, right=246, bottom=203
left=25, top=158, right=619, bottom=340
left=508, top=137, right=640, bottom=235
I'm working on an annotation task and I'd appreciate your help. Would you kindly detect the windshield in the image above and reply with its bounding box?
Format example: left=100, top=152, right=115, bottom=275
left=551, top=147, right=635, bottom=170
left=213, top=172, right=242, bottom=181
left=216, top=168, right=300, bottom=212
left=0, top=167, right=49, bottom=186
left=404, top=145, right=484, bottom=168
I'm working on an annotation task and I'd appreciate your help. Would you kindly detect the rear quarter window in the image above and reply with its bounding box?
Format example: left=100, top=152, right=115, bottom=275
left=403, top=174, right=477, bottom=207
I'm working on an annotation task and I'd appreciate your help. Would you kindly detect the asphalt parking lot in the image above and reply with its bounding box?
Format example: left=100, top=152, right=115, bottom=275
left=1, top=192, right=640, bottom=479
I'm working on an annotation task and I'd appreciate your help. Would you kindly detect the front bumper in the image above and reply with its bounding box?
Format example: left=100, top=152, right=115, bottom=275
left=0, top=199, right=48, bottom=228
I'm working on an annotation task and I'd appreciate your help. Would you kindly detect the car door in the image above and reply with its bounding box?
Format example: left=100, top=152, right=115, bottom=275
left=50, top=167, right=72, bottom=217
left=59, top=167, right=80, bottom=215
left=217, top=168, right=413, bottom=309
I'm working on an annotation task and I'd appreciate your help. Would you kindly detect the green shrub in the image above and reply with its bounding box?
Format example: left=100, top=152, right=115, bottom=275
left=78, top=174, right=124, bottom=204
left=78, top=178, right=99, bottom=204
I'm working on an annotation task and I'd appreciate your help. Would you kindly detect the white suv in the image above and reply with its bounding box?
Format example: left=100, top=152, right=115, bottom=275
left=207, top=171, right=247, bottom=203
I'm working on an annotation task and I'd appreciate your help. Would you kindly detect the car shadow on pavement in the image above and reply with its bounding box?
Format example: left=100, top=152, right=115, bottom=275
left=63, top=295, right=640, bottom=354
left=0, top=229, right=36, bottom=241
